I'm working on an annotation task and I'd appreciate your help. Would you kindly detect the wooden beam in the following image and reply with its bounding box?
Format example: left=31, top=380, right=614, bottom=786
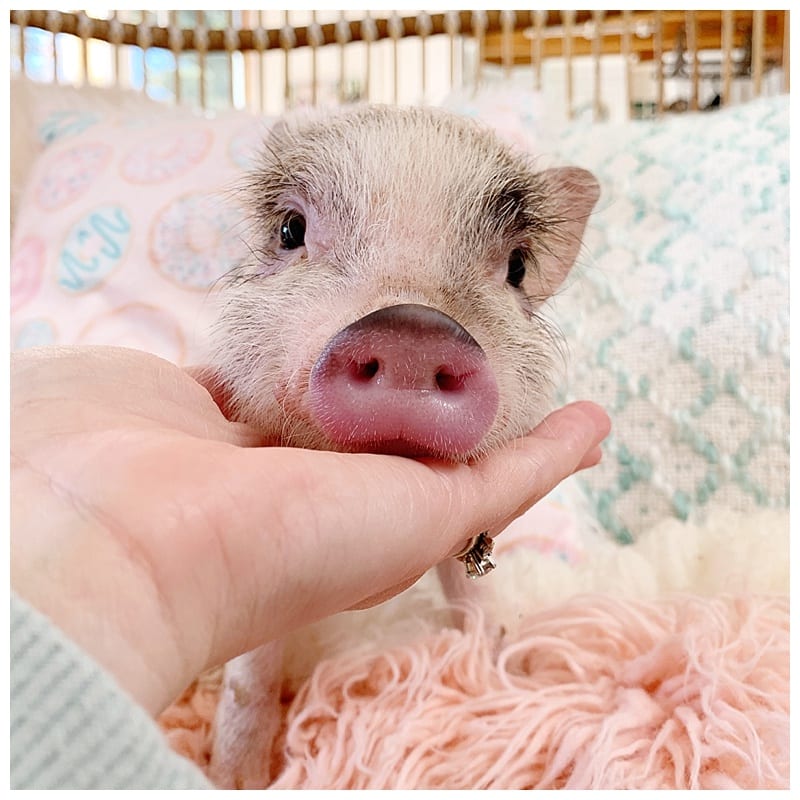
left=481, top=10, right=786, bottom=67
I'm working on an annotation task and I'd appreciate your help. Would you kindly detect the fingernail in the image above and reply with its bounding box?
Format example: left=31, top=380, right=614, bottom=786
left=538, top=401, right=611, bottom=445
left=570, top=401, right=612, bottom=444
left=576, top=445, right=603, bottom=472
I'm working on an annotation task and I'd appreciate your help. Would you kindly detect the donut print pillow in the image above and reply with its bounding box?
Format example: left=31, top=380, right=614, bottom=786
left=11, top=106, right=275, bottom=365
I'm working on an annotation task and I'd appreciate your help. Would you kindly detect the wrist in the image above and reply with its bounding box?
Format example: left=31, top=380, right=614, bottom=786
left=11, top=460, right=193, bottom=716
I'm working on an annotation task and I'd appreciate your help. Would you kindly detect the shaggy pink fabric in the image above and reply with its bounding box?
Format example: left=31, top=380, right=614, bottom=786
left=159, top=592, right=788, bottom=789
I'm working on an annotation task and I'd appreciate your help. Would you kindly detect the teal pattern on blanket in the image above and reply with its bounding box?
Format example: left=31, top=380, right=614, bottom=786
left=544, top=95, right=789, bottom=543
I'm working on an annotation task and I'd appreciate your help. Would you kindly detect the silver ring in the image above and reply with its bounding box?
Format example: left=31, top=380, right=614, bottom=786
left=454, top=531, right=497, bottom=579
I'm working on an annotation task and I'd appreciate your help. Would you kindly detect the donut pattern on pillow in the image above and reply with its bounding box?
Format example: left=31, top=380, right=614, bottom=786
left=35, top=141, right=112, bottom=210
left=121, top=128, right=213, bottom=184
left=38, top=110, right=103, bottom=146
left=11, top=236, right=46, bottom=313
left=11, top=110, right=274, bottom=365
left=150, top=193, right=246, bottom=290
left=76, top=302, right=188, bottom=366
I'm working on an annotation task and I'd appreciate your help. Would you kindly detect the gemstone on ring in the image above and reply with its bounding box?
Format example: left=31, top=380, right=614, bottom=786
left=454, top=531, right=496, bottom=579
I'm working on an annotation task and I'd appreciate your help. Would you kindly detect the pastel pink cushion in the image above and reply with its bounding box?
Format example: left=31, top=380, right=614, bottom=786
left=11, top=108, right=274, bottom=365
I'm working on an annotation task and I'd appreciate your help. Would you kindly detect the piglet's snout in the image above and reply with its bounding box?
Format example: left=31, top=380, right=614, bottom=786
left=308, top=303, right=499, bottom=458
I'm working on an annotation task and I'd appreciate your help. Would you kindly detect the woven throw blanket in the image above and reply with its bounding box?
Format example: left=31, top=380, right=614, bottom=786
left=546, top=96, right=789, bottom=541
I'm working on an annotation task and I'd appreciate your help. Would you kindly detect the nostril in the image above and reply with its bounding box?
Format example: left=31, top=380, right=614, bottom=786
left=309, top=304, right=499, bottom=458
left=352, top=358, right=380, bottom=382
left=435, top=369, right=468, bottom=392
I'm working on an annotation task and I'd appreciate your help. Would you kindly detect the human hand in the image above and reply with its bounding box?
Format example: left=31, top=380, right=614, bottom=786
left=11, top=345, right=609, bottom=718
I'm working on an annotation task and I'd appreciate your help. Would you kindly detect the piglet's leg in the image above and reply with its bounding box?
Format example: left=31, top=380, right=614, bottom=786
left=209, top=640, right=284, bottom=789
left=436, top=557, right=502, bottom=644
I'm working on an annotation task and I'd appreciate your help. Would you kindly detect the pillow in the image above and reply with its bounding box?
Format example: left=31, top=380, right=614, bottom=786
left=11, top=82, right=789, bottom=543
left=10, top=87, right=275, bottom=365
left=543, top=95, right=790, bottom=541
left=10, top=76, right=197, bottom=230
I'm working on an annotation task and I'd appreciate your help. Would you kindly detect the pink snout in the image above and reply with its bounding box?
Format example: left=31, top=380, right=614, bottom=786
left=308, top=304, right=499, bottom=459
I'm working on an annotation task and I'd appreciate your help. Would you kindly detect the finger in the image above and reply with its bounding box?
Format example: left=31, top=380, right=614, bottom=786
left=576, top=445, right=604, bottom=472
left=183, top=365, right=232, bottom=415
left=442, top=401, right=611, bottom=547
left=346, top=573, right=426, bottom=611
left=168, top=364, right=272, bottom=448
left=196, top=401, right=609, bottom=663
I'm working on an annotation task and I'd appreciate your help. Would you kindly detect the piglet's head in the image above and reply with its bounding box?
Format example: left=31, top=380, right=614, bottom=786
left=211, top=105, right=599, bottom=461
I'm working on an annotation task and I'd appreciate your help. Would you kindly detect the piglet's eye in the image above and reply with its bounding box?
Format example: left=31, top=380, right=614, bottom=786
left=280, top=212, right=306, bottom=250
left=506, top=249, right=526, bottom=288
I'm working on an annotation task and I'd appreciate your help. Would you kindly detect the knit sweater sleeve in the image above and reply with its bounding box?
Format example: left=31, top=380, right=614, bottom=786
left=10, top=592, right=212, bottom=790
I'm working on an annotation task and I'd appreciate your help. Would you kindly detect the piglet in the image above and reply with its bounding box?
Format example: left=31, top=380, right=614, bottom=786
left=206, top=104, right=599, bottom=788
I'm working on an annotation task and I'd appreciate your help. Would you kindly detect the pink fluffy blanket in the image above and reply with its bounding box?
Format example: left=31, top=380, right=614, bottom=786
left=158, top=510, right=789, bottom=789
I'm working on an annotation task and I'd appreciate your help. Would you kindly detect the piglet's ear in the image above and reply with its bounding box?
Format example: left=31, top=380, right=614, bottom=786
left=532, top=166, right=600, bottom=298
